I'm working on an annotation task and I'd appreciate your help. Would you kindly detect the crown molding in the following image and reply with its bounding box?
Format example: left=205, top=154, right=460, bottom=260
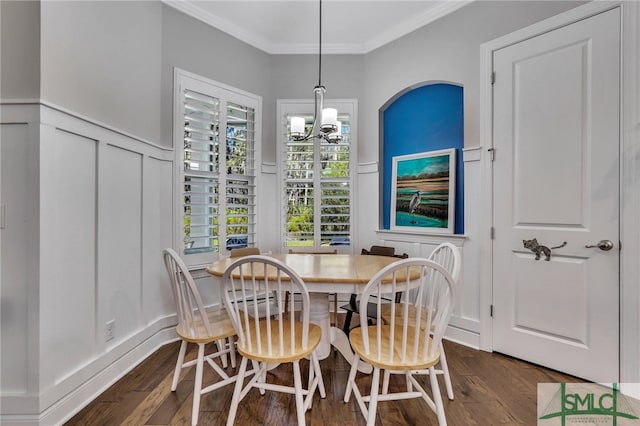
left=163, top=0, right=472, bottom=55
left=163, top=0, right=275, bottom=53
left=363, top=1, right=473, bottom=53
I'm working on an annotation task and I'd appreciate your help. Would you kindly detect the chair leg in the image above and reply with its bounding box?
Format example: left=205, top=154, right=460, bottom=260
left=217, top=339, right=228, bottom=368
left=366, top=367, right=381, bottom=426
left=343, top=354, right=360, bottom=403
left=312, top=353, right=326, bottom=398
left=285, top=292, right=290, bottom=317
left=343, top=311, right=354, bottom=335
left=307, top=357, right=315, bottom=410
left=192, top=343, right=205, bottom=426
left=382, top=370, right=390, bottom=394
left=293, top=360, right=306, bottom=426
left=406, top=371, right=414, bottom=392
left=226, top=357, right=248, bottom=426
left=171, top=340, right=188, bottom=391
left=229, top=336, right=237, bottom=369
left=332, top=294, right=338, bottom=326
left=258, top=362, right=267, bottom=395
left=429, top=366, right=448, bottom=426
left=439, top=342, right=454, bottom=400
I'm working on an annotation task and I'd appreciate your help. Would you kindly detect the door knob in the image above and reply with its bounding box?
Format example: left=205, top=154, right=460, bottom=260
left=585, top=240, right=614, bottom=251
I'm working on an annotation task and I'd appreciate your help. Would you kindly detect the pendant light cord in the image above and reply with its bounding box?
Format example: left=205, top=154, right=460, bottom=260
left=318, top=0, right=322, bottom=87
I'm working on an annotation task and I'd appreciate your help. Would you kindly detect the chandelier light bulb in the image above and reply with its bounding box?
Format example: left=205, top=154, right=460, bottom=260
left=291, top=116, right=305, bottom=138
left=321, top=108, right=338, bottom=133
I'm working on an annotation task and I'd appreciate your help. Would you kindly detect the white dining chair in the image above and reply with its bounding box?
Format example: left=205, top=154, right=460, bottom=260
left=344, top=257, right=455, bottom=426
left=380, top=242, right=461, bottom=400
left=162, top=248, right=241, bottom=426
left=222, top=255, right=326, bottom=426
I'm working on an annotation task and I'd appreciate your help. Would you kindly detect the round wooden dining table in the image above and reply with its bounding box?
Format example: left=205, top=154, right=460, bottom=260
left=206, top=253, right=402, bottom=373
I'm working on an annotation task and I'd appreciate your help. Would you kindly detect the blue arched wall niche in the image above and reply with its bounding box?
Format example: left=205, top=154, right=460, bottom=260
left=382, top=83, right=464, bottom=234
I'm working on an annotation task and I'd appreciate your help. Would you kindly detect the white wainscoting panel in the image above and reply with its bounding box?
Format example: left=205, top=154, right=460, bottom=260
left=100, top=143, right=144, bottom=348
left=40, top=125, right=99, bottom=386
left=142, top=156, right=175, bottom=324
left=0, top=121, right=33, bottom=395
left=0, top=102, right=176, bottom=425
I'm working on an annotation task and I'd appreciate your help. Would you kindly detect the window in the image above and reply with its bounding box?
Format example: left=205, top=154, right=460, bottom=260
left=277, top=99, right=357, bottom=250
left=175, top=69, right=260, bottom=267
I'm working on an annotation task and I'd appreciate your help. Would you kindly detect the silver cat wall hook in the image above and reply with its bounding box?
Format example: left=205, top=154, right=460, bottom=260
left=523, top=238, right=567, bottom=261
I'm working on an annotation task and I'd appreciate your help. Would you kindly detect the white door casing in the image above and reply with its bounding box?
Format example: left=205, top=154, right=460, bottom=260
left=491, top=8, right=620, bottom=382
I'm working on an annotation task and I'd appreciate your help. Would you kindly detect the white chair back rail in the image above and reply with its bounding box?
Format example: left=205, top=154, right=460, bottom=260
left=163, top=248, right=215, bottom=339
left=223, top=255, right=311, bottom=357
left=428, top=242, right=461, bottom=284
left=359, top=258, right=455, bottom=367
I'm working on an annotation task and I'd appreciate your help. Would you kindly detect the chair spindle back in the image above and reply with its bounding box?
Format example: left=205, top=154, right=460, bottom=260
left=223, top=255, right=311, bottom=356
left=162, top=248, right=213, bottom=339
left=359, top=258, right=454, bottom=365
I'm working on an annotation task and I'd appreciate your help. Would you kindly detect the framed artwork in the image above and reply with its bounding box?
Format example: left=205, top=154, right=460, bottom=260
left=390, top=148, right=456, bottom=233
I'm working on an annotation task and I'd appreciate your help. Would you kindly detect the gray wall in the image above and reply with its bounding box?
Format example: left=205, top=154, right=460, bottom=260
left=266, top=54, right=365, bottom=163
left=1, top=1, right=40, bottom=99
left=360, top=0, right=586, bottom=164
left=40, top=1, right=162, bottom=143
left=161, top=5, right=273, bottom=149
left=3, top=0, right=584, bottom=161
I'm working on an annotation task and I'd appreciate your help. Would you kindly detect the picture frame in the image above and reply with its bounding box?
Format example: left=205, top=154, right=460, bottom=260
left=390, top=148, right=456, bottom=233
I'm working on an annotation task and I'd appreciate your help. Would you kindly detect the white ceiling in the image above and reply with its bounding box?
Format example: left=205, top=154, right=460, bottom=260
left=163, top=0, right=472, bottom=54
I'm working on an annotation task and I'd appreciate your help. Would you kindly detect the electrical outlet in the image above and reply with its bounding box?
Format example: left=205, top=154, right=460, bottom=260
left=105, top=320, right=115, bottom=342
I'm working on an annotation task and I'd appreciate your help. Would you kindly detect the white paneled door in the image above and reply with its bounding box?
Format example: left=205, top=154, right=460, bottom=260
left=492, top=8, right=620, bottom=382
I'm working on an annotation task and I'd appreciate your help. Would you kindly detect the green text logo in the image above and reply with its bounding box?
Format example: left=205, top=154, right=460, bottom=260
left=539, top=383, right=640, bottom=425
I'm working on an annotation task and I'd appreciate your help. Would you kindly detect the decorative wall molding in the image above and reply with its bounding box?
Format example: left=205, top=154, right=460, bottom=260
left=2, top=99, right=172, bottom=153
left=376, top=229, right=466, bottom=245
left=462, top=146, right=482, bottom=162
left=261, top=161, right=277, bottom=174
left=357, top=161, right=378, bottom=174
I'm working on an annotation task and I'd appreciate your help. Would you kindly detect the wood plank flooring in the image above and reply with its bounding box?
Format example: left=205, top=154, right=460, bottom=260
left=65, top=316, right=583, bottom=425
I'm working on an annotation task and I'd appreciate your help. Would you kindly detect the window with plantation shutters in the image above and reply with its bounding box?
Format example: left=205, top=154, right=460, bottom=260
left=278, top=100, right=357, bottom=250
left=175, top=69, right=261, bottom=267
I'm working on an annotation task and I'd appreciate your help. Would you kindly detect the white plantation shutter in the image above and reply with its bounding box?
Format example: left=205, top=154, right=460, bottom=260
left=319, top=121, right=351, bottom=245
left=280, top=101, right=356, bottom=249
left=182, top=89, right=220, bottom=255
left=175, top=70, right=261, bottom=266
left=225, top=102, right=256, bottom=249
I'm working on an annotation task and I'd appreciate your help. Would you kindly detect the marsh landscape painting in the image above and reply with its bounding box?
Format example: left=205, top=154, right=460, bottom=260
left=391, top=149, right=455, bottom=233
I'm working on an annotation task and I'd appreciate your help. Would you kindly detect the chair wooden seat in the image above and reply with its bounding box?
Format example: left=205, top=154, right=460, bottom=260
left=349, top=325, right=441, bottom=370
left=176, top=309, right=237, bottom=344
left=237, top=319, right=322, bottom=363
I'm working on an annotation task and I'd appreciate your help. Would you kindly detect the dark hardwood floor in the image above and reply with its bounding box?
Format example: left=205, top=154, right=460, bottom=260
left=66, top=315, right=582, bottom=425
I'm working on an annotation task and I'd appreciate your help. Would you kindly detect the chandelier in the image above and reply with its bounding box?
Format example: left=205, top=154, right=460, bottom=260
left=289, top=0, right=342, bottom=144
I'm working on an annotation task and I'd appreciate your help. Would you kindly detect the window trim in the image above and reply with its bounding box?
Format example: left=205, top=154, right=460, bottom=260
left=276, top=98, right=358, bottom=252
left=174, top=68, right=262, bottom=268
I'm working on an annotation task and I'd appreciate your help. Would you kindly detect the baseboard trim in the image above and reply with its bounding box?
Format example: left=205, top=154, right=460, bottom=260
left=45, top=328, right=179, bottom=426
left=444, top=324, right=480, bottom=349
left=0, top=324, right=179, bottom=426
